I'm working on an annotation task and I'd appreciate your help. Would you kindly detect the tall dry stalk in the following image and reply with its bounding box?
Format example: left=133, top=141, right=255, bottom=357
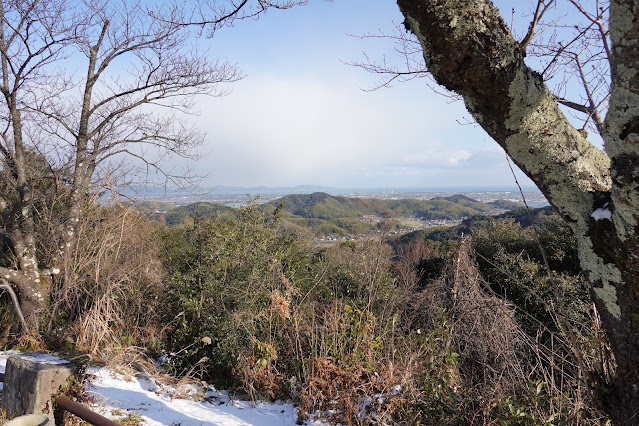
left=47, top=202, right=164, bottom=355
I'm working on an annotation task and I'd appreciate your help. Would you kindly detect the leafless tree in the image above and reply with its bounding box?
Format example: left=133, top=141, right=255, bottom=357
left=353, top=1, right=611, bottom=136
left=0, top=0, right=242, bottom=335
left=392, top=0, right=638, bottom=422
left=154, top=0, right=307, bottom=37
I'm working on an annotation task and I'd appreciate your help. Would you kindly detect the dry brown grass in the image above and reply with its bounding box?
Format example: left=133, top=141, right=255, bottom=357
left=412, top=239, right=529, bottom=400
left=44, top=202, right=165, bottom=357
left=289, top=238, right=608, bottom=424
left=407, top=238, right=609, bottom=423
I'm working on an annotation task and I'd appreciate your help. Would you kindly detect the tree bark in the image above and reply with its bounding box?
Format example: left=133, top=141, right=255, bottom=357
left=601, top=0, right=639, bottom=419
left=395, top=0, right=639, bottom=422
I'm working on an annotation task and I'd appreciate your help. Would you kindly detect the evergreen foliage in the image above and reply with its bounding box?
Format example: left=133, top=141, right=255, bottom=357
left=151, top=200, right=607, bottom=423
left=154, top=192, right=522, bottom=236
left=0, top=197, right=610, bottom=424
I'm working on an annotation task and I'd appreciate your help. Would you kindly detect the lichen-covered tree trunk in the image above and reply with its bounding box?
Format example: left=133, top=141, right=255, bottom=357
left=395, top=0, right=639, bottom=421
left=0, top=89, right=50, bottom=335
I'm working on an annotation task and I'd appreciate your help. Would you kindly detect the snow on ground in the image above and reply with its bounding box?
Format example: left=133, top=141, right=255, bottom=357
left=1, top=352, right=321, bottom=426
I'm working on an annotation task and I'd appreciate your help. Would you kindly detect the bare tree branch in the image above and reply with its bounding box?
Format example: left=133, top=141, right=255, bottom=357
left=519, top=0, right=555, bottom=51
left=0, top=0, right=248, bottom=335
left=0, top=277, right=28, bottom=334
left=568, top=0, right=611, bottom=63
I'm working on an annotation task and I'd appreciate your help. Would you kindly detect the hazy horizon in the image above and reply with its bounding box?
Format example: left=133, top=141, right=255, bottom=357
left=127, top=183, right=545, bottom=197
left=179, top=0, right=560, bottom=190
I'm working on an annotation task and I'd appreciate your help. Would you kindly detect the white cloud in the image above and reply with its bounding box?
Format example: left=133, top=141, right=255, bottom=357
left=192, top=71, right=504, bottom=187
left=138, top=0, right=543, bottom=191
left=394, top=149, right=474, bottom=168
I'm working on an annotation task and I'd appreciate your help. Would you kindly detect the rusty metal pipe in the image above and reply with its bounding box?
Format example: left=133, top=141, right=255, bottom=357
left=55, top=396, right=120, bottom=426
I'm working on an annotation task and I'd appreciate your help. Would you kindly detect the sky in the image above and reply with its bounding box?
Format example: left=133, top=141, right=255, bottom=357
left=185, top=0, right=540, bottom=190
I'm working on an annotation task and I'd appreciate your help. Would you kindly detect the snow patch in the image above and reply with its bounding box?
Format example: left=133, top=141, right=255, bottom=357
left=16, top=352, right=72, bottom=365
left=0, top=351, right=327, bottom=426
left=0, top=352, right=325, bottom=425
left=591, top=208, right=612, bottom=221
left=0, top=351, right=20, bottom=392
left=87, top=366, right=310, bottom=425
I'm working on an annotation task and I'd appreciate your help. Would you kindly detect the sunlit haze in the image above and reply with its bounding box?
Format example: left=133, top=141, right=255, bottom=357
left=188, top=0, right=539, bottom=190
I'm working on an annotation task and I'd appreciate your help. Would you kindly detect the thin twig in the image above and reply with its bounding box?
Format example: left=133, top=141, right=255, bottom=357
left=506, top=154, right=590, bottom=391
left=520, top=0, right=555, bottom=51
left=573, top=53, right=605, bottom=134
left=505, top=153, right=552, bottom=277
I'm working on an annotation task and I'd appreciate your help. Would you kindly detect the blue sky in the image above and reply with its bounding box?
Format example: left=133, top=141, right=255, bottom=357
left=188, top=0, right=540, bottom=189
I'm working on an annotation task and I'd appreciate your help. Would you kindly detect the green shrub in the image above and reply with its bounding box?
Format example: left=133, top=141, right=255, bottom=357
left=160, top=203, right=311, bottom=385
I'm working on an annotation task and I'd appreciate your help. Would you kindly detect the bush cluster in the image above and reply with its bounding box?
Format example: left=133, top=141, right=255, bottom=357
left=155, top=205, right=609, bottom=424
left=0, top=202, right=612, bottom=424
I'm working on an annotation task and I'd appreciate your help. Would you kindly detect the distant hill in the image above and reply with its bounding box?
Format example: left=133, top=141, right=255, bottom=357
left=388, top=205, right=556, bottom=247
left=118, top=184, right=335, bottom=197
left=149, top=192, right=529, bottom=237
left=431, top=194, right=489, bottom=208
left=126, top=200, right=177, bottom=212
left=271, top=192, right=505, bottom=221
left=211, top=185, right=335, bottom=195
left=488, top=199, right=524, bottom=210
left=160, top=202, right=234, bottom=225
left=261, top=192, right=522, bottom=236
left=271, top=193, right=371, bottom=220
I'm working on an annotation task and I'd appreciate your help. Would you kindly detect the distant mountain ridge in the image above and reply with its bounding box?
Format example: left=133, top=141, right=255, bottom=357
left=150, top=192, right=524, bottom=235
left=268, top=192, right=521, bottom=221
left=121, top=184, right=335, bottom=197
left=121, top=184, right=544, bottom=199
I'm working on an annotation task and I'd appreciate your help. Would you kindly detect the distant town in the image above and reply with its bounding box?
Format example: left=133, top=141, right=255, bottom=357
left=133, top=186, right=550, bottom=245
left=133, top=186, right=549, bottom=209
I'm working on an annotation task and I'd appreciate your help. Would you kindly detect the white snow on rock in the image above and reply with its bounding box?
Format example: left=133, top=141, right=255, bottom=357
left=0, top=350, right=20, bottom=392
left=16, top=351, right=72, bottom=365
left=591, top=208, right=612, bottom=221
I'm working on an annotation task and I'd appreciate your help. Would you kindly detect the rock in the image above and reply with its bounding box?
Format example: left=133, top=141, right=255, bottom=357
left=0, top=352, right=75, bottom=420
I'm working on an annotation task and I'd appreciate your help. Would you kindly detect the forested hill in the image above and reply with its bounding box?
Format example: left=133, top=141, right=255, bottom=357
left=153, top=201, right=235, bottom=225
left=151, top=192, right=524, bottom=237
left=388, top=205, right=557, bottom=246
left=267, top=192, right=521, bottom=220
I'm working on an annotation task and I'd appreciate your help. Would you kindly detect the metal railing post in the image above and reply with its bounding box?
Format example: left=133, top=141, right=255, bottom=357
left=55, top=396, right=120, bottom=426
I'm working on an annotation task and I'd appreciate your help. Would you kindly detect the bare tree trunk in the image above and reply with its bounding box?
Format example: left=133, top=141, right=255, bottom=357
left=597, top=0, right=639, bottom=418
left=395, top=0, right=638, bottom=422
left=0, top=0, right=241, bottom=338
left=0, top=1, right=49, bottom=336
left=1, top=95, right=48, bottom=335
